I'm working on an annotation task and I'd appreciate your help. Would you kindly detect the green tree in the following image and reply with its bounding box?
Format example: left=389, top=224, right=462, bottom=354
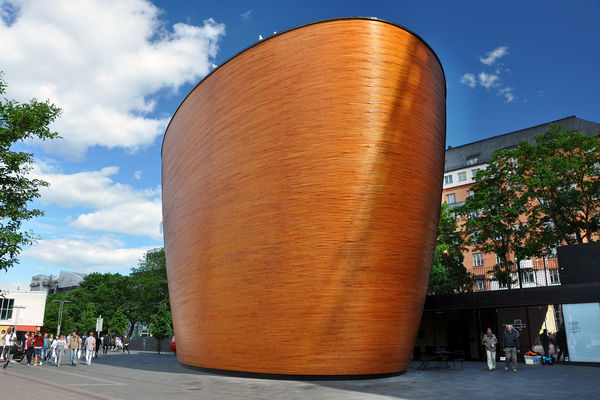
left=149, top=299, right=173, bottom=354
left=0, top=74, right=61, bottom=271
left=128, top=248, right=168, bottom=336
left=456, top=151, right=529, bottom=289
left=514, top=125, right=600, bottom=250
left=43, top=292, right=74, bottom=334
left=428, top=203, right=473, bottom=294
left=78, top=302, right=99, bottom=334
left=107, top=308, right=129, bottom=336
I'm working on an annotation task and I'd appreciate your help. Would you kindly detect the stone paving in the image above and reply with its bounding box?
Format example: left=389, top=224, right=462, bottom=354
left=0, top=351, right=597, bottom=399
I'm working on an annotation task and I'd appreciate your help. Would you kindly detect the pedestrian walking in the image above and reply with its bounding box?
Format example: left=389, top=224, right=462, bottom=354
left=67, top=331, right=82, bottom=366
left=33, top=330, right=44, bottom=366
left=2, top=328, right=17, bottom=368
left=482, top=327, right=498, bottom=371
left=503, top=324, right=520, bottom=372
left=50, top=334, right=58, bottom=365
left=43, top=333, right=51, bottom=363
left=539, top=329, right=550, bottom=357
left=122, top=336, right=130, bottom=354
left=55, top=334, right=67, bottom=367
left=85, top=332, right=96, bottom=365
left=103, top=333, right=110, bottom=354
left=23, top=332, right=34, bottom=366
left=556, top=328, right=568, bottom=362
left=0, top=330, right=5, bottom=361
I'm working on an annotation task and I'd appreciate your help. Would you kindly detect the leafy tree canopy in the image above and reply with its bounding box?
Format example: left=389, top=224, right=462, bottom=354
left=456, top=150, right=527, bottom=288
left=0, top=73, right=61, bottom=271
left=513, top=124, right=600, bottom=248
left=428, top=203, right=473, bottom=295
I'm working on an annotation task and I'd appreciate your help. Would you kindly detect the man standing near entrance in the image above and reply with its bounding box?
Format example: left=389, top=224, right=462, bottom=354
left=482, top=327, right=498, bottom=371
left=503, top=324, right=520, bottom=372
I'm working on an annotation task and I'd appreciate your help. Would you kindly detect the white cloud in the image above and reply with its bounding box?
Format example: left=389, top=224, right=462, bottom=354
left=498, top=87, right=515, bottom=103
left=32, top=163, right=162, bottom=238
left=0, top=281, right=29, bottom=291
left=480, top=46, right=508, bottom=65
left=0, top=0, right=225, bottom=158
left=21, top=236, right=153, bottom=272
left=478, top=72, right=500, bottom=89
left=460, top=73, right=476, bottom=88
left=134, top=170, right=142, bottom=180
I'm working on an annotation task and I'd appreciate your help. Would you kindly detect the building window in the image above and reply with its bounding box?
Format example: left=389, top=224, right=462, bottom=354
left=457, top=171, right=467, bottom=182
left=470, top=211, right=478, bottom=219
left=521, top=270, right=534, bottom=284
left=446, top=193, right=456, bottom=204
left=496, top=254, right=505, bottom=265
left=473, top=253, right=484, bottom=267
left=444, top=175, right=453, bottom=184
left=466, top=155, right=479, bottom=166
left=467, top=190, right=474, bottom=197
left=0, top=298, right=14, bottom=320
left=549, top=269, right=560, bottom=284
left=475, top=280, right=486, bottom=291
left=471, top=230, right=482, bottom=244
left=471, top=168, right=480, bottom=178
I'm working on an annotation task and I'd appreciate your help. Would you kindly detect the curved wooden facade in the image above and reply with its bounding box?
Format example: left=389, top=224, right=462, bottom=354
left=162, top=18, right=446, bottom=376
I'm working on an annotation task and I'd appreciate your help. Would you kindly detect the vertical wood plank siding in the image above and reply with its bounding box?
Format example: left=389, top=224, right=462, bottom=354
left=162, top=18, right=446, bottom=376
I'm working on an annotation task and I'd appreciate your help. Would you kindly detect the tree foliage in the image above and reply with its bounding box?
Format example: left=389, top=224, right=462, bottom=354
left=0, top=74, right=61, bottom=271
left=428, top=203, right=473, bottom=294
left=513, top=124, right=600, bottom=249
left=455, top=125, right=600, bottom=288
left=456, top=151, right=528, bottom=288
left=149, top=299, right=173, bottom=354
left=42, top=248, right=170, bottom=337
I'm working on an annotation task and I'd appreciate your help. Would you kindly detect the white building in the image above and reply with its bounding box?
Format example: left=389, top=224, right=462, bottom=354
left=0, top=290, right=47, bottom=333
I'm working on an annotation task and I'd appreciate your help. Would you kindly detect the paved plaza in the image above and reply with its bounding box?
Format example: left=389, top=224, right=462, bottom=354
left=1, top=351, right=597, bottom=399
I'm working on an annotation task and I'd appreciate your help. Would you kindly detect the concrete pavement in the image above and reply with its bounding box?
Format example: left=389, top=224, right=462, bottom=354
left=1, top=351, right=597, bottom=399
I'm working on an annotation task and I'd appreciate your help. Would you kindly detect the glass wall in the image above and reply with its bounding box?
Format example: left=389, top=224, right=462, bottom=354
left=562, top=302, right=600, bottom=362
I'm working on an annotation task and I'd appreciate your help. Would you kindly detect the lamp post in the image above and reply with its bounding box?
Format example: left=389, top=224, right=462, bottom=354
left=12, top=305, right=26, bottom=333
left=52, top=300, right=72, bottom=336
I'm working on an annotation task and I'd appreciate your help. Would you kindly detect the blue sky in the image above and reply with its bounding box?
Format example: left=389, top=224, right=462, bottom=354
left=1, top=0, right=599, bottom=289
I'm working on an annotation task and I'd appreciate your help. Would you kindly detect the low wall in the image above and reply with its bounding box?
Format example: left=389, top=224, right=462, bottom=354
left=129, top=337, right=172, bottom=353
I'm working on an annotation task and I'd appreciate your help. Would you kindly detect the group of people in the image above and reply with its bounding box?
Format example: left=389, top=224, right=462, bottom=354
left=101, top=333, right=130, bottom=354
left=1, top=329, right=131, bottom=369
left=482, top=324, right=567, bottom=373
left=482, top=325, right=520, bottom=372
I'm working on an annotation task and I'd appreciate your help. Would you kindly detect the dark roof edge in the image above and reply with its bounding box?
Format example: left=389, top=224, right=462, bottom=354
left=446, top=115, right=587, bottom=152
left=160, top=17, right=447, bottom=157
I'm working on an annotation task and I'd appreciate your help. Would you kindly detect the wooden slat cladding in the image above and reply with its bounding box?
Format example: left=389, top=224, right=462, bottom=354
left=162, top=18, right=446, bottom=376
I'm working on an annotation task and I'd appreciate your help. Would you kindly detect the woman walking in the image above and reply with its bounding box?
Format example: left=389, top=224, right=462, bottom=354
left=482, top=327, right=498, bottom=371
left=55, top=334, right=67, bottom=367
left=23, top=332, right=34, bottom=366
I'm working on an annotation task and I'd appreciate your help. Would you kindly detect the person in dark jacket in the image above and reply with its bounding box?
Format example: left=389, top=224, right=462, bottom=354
left=556, top=328, right=567, bottom=362
left=503, top=324, right=520, bottom=372
left=539, top=329, right=550, bottom=356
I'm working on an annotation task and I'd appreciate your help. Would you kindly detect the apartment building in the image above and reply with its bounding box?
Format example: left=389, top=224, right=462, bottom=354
left=441, top=116, right=600, bottom=291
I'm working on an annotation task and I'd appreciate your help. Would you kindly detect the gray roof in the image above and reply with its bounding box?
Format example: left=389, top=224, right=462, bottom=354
left=444, top=116, right=600, bottom=172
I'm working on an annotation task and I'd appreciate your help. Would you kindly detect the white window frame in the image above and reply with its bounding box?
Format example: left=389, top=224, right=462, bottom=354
left=475, top=280, right=486, bottom=290
left=549, top=269, right=560, bottom=284
left=457, top=171, right=467, bottom=182
left=444, top=175, right=453, bottom=184
left=473, top=253, right=484, bottom=267
left=446, top=193, right=456, bottom=204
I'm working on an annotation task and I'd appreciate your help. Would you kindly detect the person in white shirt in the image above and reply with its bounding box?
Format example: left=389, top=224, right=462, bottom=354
left=2, top=328, right=17, bottom=369
left=85, top=332, right=97, bottom=365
